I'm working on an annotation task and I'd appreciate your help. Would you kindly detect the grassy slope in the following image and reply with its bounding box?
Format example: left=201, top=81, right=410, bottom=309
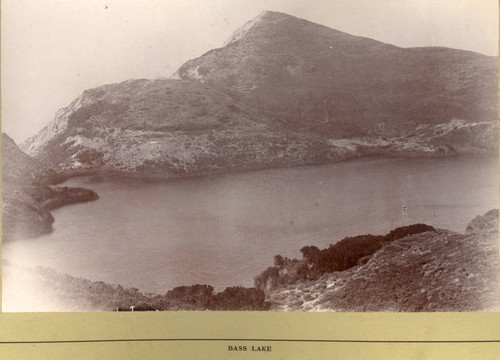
left=177, top=11, right=498, bottom=138
left=24, top=78, right=350, bottom=175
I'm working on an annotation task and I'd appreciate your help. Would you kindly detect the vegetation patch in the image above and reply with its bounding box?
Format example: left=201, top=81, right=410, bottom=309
left=255, top=224, right=435, bottom=292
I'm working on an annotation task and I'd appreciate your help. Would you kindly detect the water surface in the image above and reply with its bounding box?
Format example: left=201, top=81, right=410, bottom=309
left=3, top=155, right=498, bottom=292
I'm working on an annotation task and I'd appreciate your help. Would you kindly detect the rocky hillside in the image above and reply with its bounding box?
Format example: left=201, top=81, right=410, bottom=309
left=176, top=11, right=498, bottom=139
left=268, top=210, right=500, bottom=312
left=20, top=11, right=497, bottom=177
left=21, top=79, right=346, bottom=176
left=1, top=133, right=98, bottom=241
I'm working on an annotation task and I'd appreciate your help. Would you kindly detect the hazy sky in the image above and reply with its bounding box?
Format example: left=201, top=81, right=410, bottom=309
left=1, top=0, right=498, bottom=143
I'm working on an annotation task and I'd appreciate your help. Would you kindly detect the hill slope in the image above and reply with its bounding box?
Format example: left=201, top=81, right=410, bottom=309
left=1, top=134, right=98, bottom=241
left=2, top=133, right=56, bottom=240
left=20, top=11, right=497, bottom=176
left=176, top=11, right=498, bottom=139
left=4, top=12, right=498, bottom=311
left=269, top=210, right=500, bottom=311
left=22, top=79, right=346, bottom=175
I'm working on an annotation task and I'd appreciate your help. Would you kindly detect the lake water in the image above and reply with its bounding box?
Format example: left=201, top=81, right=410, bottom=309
left=3, top=155, right=498, bottom=293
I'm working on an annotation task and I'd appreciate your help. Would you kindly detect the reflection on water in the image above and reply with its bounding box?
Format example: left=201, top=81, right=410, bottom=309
left=3, top=155, right=498, bottom=293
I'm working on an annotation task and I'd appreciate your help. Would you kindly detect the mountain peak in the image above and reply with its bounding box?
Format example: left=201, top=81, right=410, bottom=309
left=258, top=10, right=292, bottom=18
left=21, top=11, right=498, bottom=176
left=223, top=11, right=265, bottom=47
left=258, top=10, right=273, bottom=16
left=223, top=10, right=301, bottom=46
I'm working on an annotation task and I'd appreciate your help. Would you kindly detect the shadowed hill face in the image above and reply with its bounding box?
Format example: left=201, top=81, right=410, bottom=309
left=2, top=134, right=98, bottom=241
left=1, top=133, right=49, bottom=184
left=1, top=134, right=55, bottom=240
left=176, top=11, right=498, bottom=138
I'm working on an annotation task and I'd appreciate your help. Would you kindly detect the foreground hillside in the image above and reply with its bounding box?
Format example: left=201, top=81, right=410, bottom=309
left=3, top=211, right=498, bottom=312
left=268, top=210, right=500, bottom=311
left=20, top=11, right=498, bottom=177
left=2, top=260, right=268, bottom=312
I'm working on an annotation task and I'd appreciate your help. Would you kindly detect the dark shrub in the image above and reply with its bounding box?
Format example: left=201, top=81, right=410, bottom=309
left=300, top=245, right=321, bottom=263
left=296, top=262, right=313, bottom=279
left=385, top=224, right=435, bottom=241
left=164, top=284, right=214, bottom=310
left=209, top=287, right=268, bottom=310
left=316, top=234, right=385, bottom=273
left=274, top=255, right=287, bottom=267
left=255, top=223, right=437, bottom=292
left=254, top=266, right=282, bottom=292
left=313, top=224, right=435, bottom=274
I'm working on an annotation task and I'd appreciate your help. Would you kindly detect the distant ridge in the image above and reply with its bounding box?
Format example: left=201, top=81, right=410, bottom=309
left=20, top=11, right=497, bottom=176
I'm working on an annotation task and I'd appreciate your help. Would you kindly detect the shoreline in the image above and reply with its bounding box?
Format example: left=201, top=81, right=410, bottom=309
left=1, top=184, right=99, bottom=242
left=3, top=209, right=498, bottom=312
left=3, top=149, right=468, bottom=243
left=51, top=149, right=495, bottom=186
left=12, top=151, right=495, bottom=242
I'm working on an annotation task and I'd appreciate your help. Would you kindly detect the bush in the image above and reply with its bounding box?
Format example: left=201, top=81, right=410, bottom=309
left=209, top=287, right=268, bottom=310
left=316, top=234, right=385, bottom=273
left=254, top=266, right=282, bottom=292
left=300, top=245, right=321, bottom=263
left=385, top=224, right=436, bottom=241
left=314, top=224, right=435, bottom=274
left=163, top=284, right=214, bottom=310
left=255, top=223, right=436, bottom=292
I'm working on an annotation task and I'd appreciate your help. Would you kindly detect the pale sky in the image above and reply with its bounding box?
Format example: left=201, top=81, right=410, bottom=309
left=1, top=0, right=498, bottom=144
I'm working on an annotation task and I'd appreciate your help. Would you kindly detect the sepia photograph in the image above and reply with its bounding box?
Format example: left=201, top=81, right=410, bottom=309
left=1, top=0, right=499, bottom=313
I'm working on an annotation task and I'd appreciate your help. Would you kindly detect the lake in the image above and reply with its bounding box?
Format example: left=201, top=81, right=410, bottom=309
left=3, top=155, right=498, bottom=293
